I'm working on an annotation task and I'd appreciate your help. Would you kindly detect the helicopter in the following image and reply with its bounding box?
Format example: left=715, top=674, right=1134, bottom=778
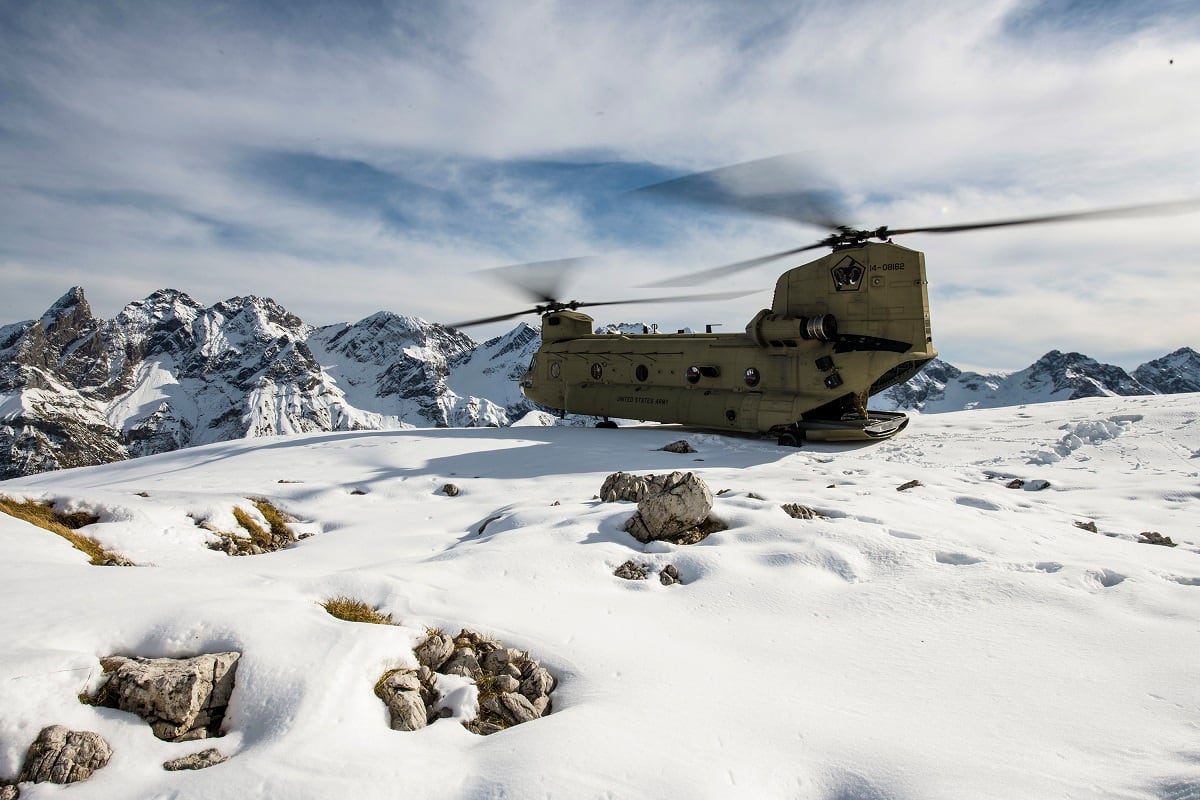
left=453, top=157, right=1200, bottom=446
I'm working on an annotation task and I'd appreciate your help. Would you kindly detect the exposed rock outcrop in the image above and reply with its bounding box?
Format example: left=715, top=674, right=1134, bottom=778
left=18, top=725, right=111, bottom=784
left=93, top=652, right=240, bottom=741
left=616, top=471, right=725, bottom=545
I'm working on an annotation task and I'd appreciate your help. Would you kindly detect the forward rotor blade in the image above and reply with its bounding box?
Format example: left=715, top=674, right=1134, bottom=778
left=475, top=257, right=596, bottom=303
left=886, top=198, right=1200, bottom=237
left=573, top=290, right=759, bottom=310
left=640, top=241, right=829, bottom=288
left=449, top=308, right=543, bottom=328
left=630, top=155, right=850, bottom=229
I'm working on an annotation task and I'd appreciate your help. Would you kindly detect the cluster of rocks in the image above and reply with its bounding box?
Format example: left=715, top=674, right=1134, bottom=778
left=198, top=501, right=298, bottom=556
left=1138, top=531, right=1177, bottom=547
left=1005, top=478, right=1051, bottom=491
left=91, top=652, right=240, bottom=742
left=601, top=471, right=726, bottom=545
left=781, top=503, right=825, bottom=520
left=9, top=652, right=239, bottom=791
left=614, top=560, right=681, bottom=585
left=376, top=628, right=556, bottom=736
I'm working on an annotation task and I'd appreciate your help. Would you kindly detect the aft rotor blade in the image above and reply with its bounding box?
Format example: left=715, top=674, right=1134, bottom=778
left=640, top=241, right=829, bottom=288
left=886, top=198, right=1200, bottom=237
left=476, top=257, right=596, bottom=303
left=630, top=154, right=850, bottom=229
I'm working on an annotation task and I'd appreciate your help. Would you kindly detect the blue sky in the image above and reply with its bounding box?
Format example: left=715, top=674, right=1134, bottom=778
left=2, top=0, right=1198, bottom=370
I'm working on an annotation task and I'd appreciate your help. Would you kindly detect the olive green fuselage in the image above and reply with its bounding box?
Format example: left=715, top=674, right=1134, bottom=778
left=520, top=242, right=937, bottom=435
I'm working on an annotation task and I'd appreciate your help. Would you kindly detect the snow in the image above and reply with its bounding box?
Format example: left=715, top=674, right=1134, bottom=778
left=1, top=394, right=1199, bottom=798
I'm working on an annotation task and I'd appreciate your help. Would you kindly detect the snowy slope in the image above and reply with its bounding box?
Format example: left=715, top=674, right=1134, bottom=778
left=1, top=394, right=1198, bottom=799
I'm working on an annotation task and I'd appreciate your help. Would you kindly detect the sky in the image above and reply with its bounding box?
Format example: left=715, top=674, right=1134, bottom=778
left=2, top=0, right=1199, bottom=371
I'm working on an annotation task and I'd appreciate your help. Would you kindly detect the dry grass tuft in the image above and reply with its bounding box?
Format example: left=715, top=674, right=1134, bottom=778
left=321, top=596, right=394, bottom=625
left=0, top=496, right=129, bottom=565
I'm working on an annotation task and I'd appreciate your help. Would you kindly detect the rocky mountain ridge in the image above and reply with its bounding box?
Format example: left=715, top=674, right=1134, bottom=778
left=0, top=288, right=540, bottom=479
left=2, top=288, right=1197, bottom=479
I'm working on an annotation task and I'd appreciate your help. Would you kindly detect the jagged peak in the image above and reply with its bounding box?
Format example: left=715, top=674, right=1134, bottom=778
left=211, top=294, right=310, bottom=337
left=40, top=286, right=92, bottom=328
left=118, top=288, right=204, bottom=323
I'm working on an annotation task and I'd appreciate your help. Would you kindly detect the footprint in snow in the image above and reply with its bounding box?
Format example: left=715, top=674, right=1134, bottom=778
left=1085, top=569, right=1126, bottom=588
left=887, top=529, right=922, bottom=540
left=935, top=552, right=984, bottom=566
left=955, top=496, right=1003, bottom=511
left=1163, top=575, right=1200, bottom=587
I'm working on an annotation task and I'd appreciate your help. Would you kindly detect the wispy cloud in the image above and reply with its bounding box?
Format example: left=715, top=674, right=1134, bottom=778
left=1, top=0, right=1198, bottom=369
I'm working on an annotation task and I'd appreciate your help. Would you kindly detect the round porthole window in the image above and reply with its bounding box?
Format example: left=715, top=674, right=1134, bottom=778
left=635, top=364, right=649, bottom=382
left=743, top=367, right=761, bottom=387
left=590, top=363, right=603, bottom=380
left=685, top=366, right=701, bottom=384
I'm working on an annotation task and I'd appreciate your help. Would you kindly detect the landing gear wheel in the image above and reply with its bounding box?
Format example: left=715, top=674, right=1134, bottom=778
left=595, top=420, right=618, bottom=429
left=777, top=431, right=803, bottom=448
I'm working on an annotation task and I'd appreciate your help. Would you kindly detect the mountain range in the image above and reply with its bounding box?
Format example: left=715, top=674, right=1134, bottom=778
left=1, top=287, right=1197, bottom=479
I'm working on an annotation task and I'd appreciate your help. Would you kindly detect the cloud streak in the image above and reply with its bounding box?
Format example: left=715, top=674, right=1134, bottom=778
left=1, top=0, right=1198, bottom=369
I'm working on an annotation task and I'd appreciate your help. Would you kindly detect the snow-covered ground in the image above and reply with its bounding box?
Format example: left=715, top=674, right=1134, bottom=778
left=1, top=394, right=1198, bottom=799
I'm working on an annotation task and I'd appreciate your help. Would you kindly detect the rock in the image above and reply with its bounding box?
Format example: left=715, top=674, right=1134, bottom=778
left=479, top=646, right=513, bottom=675
left=1006, top=478, right=1025, bottom=489
left=1074, top=520, right=1098, bottom=533
left=659, top=440, right=696, bottom=454
left=440, top=483, right=460, bottom=497
left=520, top=666, right=555, bottom=702
left=96, top=652, right=239, bottom=742
left=0, top=784, right=17, bottom=800
left=614, top=560, right=648, bottom=580
left=492, top=675, right=521, bottom=693
left=162, top=748, right=228, bottom=771
left=19, top=725, right=112, bottom=784
left=414, top=632, right=454, bottom=670
left=1024, top=479, right=1051, bottom=491
left=659, top=564, right=681, bottom=586
left=441, top=647, right=480, bottom=678
left=1138, top=531, right=1177, bottom=547
left=896, top=480, right=922, bottom=492
left=482, top=692, right=540, bottom=726
left=601, top=471, right=659, bottom=503
left=622, top=471, right=716, bottom=544
left=781, top=503, right=823, bottom=520
left=375, top=670, right=429, bottom=731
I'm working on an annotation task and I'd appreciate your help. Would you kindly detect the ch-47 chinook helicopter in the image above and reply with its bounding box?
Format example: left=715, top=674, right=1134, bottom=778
left=453, top=157, right=1199, bottom=446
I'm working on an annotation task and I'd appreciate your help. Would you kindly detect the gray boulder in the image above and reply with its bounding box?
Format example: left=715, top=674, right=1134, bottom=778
left=97, top=652, right=239, bottom=741
left=622, top=471, right=716, bottom=544
left=19, top=725, right=111, bottom=784
left=660, top=564, right=681, bottom=585
left=659, top=440, right=697, bottom=454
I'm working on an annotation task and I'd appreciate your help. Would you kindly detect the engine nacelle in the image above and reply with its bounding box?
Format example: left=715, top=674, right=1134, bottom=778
left=746, top=310, right=837, bottom=347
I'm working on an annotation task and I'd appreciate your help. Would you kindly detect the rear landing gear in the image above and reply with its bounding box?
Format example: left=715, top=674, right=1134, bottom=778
left=595, top=419, right=618, bottom=429
left=777, top=431, right=803, bottom=448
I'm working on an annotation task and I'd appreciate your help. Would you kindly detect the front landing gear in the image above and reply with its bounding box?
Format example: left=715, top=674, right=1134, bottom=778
left=595, top=419, right=618, bottom=429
